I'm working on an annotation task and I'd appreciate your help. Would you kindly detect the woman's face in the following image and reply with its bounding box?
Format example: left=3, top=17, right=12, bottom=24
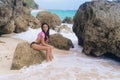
left=43, top=24, right=48, bottom=32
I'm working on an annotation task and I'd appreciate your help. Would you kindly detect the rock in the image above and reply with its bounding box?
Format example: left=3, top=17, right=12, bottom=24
left=62, top=17, right=73, bottom=24
left=49, top=34, right=74, bottom=50
left=36, top=11, right=61, bottom=29
left=0, top=0, right=12, bottom=27
left=14, top=15, right=29, bottom=33
left=73, top=1, right=120, bottom=57
left=11, top=42, right=45, bottom=70
left=55, top=25, right=72, bottom=33
left=0, top=0, right=39, bottom=34
left=29, top=16, right=41, bottom=29
left=0, top=20, right=15, bottom=34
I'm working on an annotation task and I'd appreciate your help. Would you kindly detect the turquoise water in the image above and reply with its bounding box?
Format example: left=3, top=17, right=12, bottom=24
left=47, top=10, right=76, bottom=20
left=31, top=9, right=77, bottom=20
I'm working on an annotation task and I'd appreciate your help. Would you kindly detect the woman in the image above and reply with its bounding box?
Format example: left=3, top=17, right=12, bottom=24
left=30, top=23, right=53, bottom=62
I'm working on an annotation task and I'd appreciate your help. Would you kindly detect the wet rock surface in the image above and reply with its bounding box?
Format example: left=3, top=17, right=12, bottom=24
left=73, top=1, right=120, bottom=57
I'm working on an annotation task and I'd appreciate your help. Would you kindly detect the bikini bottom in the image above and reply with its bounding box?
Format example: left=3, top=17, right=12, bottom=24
left=30, top=42, right=38, bottom=47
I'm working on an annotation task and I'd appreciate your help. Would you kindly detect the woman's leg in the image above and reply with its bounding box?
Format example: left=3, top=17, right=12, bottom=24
left=31, top=44, right=51, bottom=62
left=49, top=46, right=53, bottom=61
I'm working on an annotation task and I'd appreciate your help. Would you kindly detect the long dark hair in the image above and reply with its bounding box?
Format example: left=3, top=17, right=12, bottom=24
left=41, top=23, right=50, bottom=41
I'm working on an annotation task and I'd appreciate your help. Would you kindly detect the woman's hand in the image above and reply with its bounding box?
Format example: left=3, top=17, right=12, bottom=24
left=50, top=45, right=54, bottom=49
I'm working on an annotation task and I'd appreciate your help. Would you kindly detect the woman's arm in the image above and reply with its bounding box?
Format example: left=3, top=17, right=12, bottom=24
left=35, top=36, right=41, bottom=43
left=41, top=36, right=52, bottom=47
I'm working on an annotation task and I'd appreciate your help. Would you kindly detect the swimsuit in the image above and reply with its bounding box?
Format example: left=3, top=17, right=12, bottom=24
left=38, top=32, right=49, bottom=42
left=30, top=31, right=49, bottom=47
left=30, top=42, right=38, bottom=47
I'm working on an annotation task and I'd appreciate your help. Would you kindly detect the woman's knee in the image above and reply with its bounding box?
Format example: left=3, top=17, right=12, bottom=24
left=46, top=47, right=51, bottom=51
left=49, top=45, right=53, bottom=50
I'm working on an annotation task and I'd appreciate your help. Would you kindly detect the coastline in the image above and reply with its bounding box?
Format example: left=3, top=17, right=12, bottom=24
left=0, top=6, right=120, bottom=79
left=0, top=24, right=120, bottom=80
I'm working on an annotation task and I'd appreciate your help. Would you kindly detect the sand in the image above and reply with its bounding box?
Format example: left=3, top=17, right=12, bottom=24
left=0, top=33, right=71, bottom=75
left=0, top=34, right=24, bottom=75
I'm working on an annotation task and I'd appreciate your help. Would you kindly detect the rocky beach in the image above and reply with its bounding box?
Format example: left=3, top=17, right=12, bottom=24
left=0, top=0, right=120, bottom=80
left=0, top=25, right=120, bottom=80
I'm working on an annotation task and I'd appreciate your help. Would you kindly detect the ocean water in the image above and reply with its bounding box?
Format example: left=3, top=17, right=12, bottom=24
left=0, top=23, right=120, bottom=80
left=47, top=10, right=76, bottom=20
left=31, top=9, right=77, bottom=20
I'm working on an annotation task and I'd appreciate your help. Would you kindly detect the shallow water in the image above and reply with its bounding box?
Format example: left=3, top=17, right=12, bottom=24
left=0, top=44, right=120, bottom=80
left=0, top=24, right=120, bottom=80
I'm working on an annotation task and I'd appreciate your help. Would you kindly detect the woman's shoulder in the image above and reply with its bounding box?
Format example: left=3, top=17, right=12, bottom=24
left=38, top=31, right=45, bottom=37
left=38, top=31, right=43, bottom=34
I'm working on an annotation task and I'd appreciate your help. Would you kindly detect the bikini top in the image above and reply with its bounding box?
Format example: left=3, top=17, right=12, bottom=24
left=37, top=31, right=49, bottom=42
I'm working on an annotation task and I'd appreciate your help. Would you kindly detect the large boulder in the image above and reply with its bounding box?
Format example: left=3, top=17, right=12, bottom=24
left=36, top=11, right=61, bottom=29
left=0, top=0, right=39, bottom=34
left=0, top=0, right=13, bottom=34
left=11, top=42, right=45, bottom=70
left=0, top=4, right=12, bottom=26
left=14, top=15, right=29, bottom=33
left=73, top=1, right=120, bottom=57
left=49, top=34, right=74, bottom=50
left=0, top=20, right=15, bottom=34
left=28, top=16, right=41, bottom=29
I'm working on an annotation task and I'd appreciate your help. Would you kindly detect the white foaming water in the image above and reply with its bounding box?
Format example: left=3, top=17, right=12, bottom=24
left=12, top=26, right=57, bottom=43
left=30, top=9, right=44, bottom=17
left=0, top=24, right=120, bottom=80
